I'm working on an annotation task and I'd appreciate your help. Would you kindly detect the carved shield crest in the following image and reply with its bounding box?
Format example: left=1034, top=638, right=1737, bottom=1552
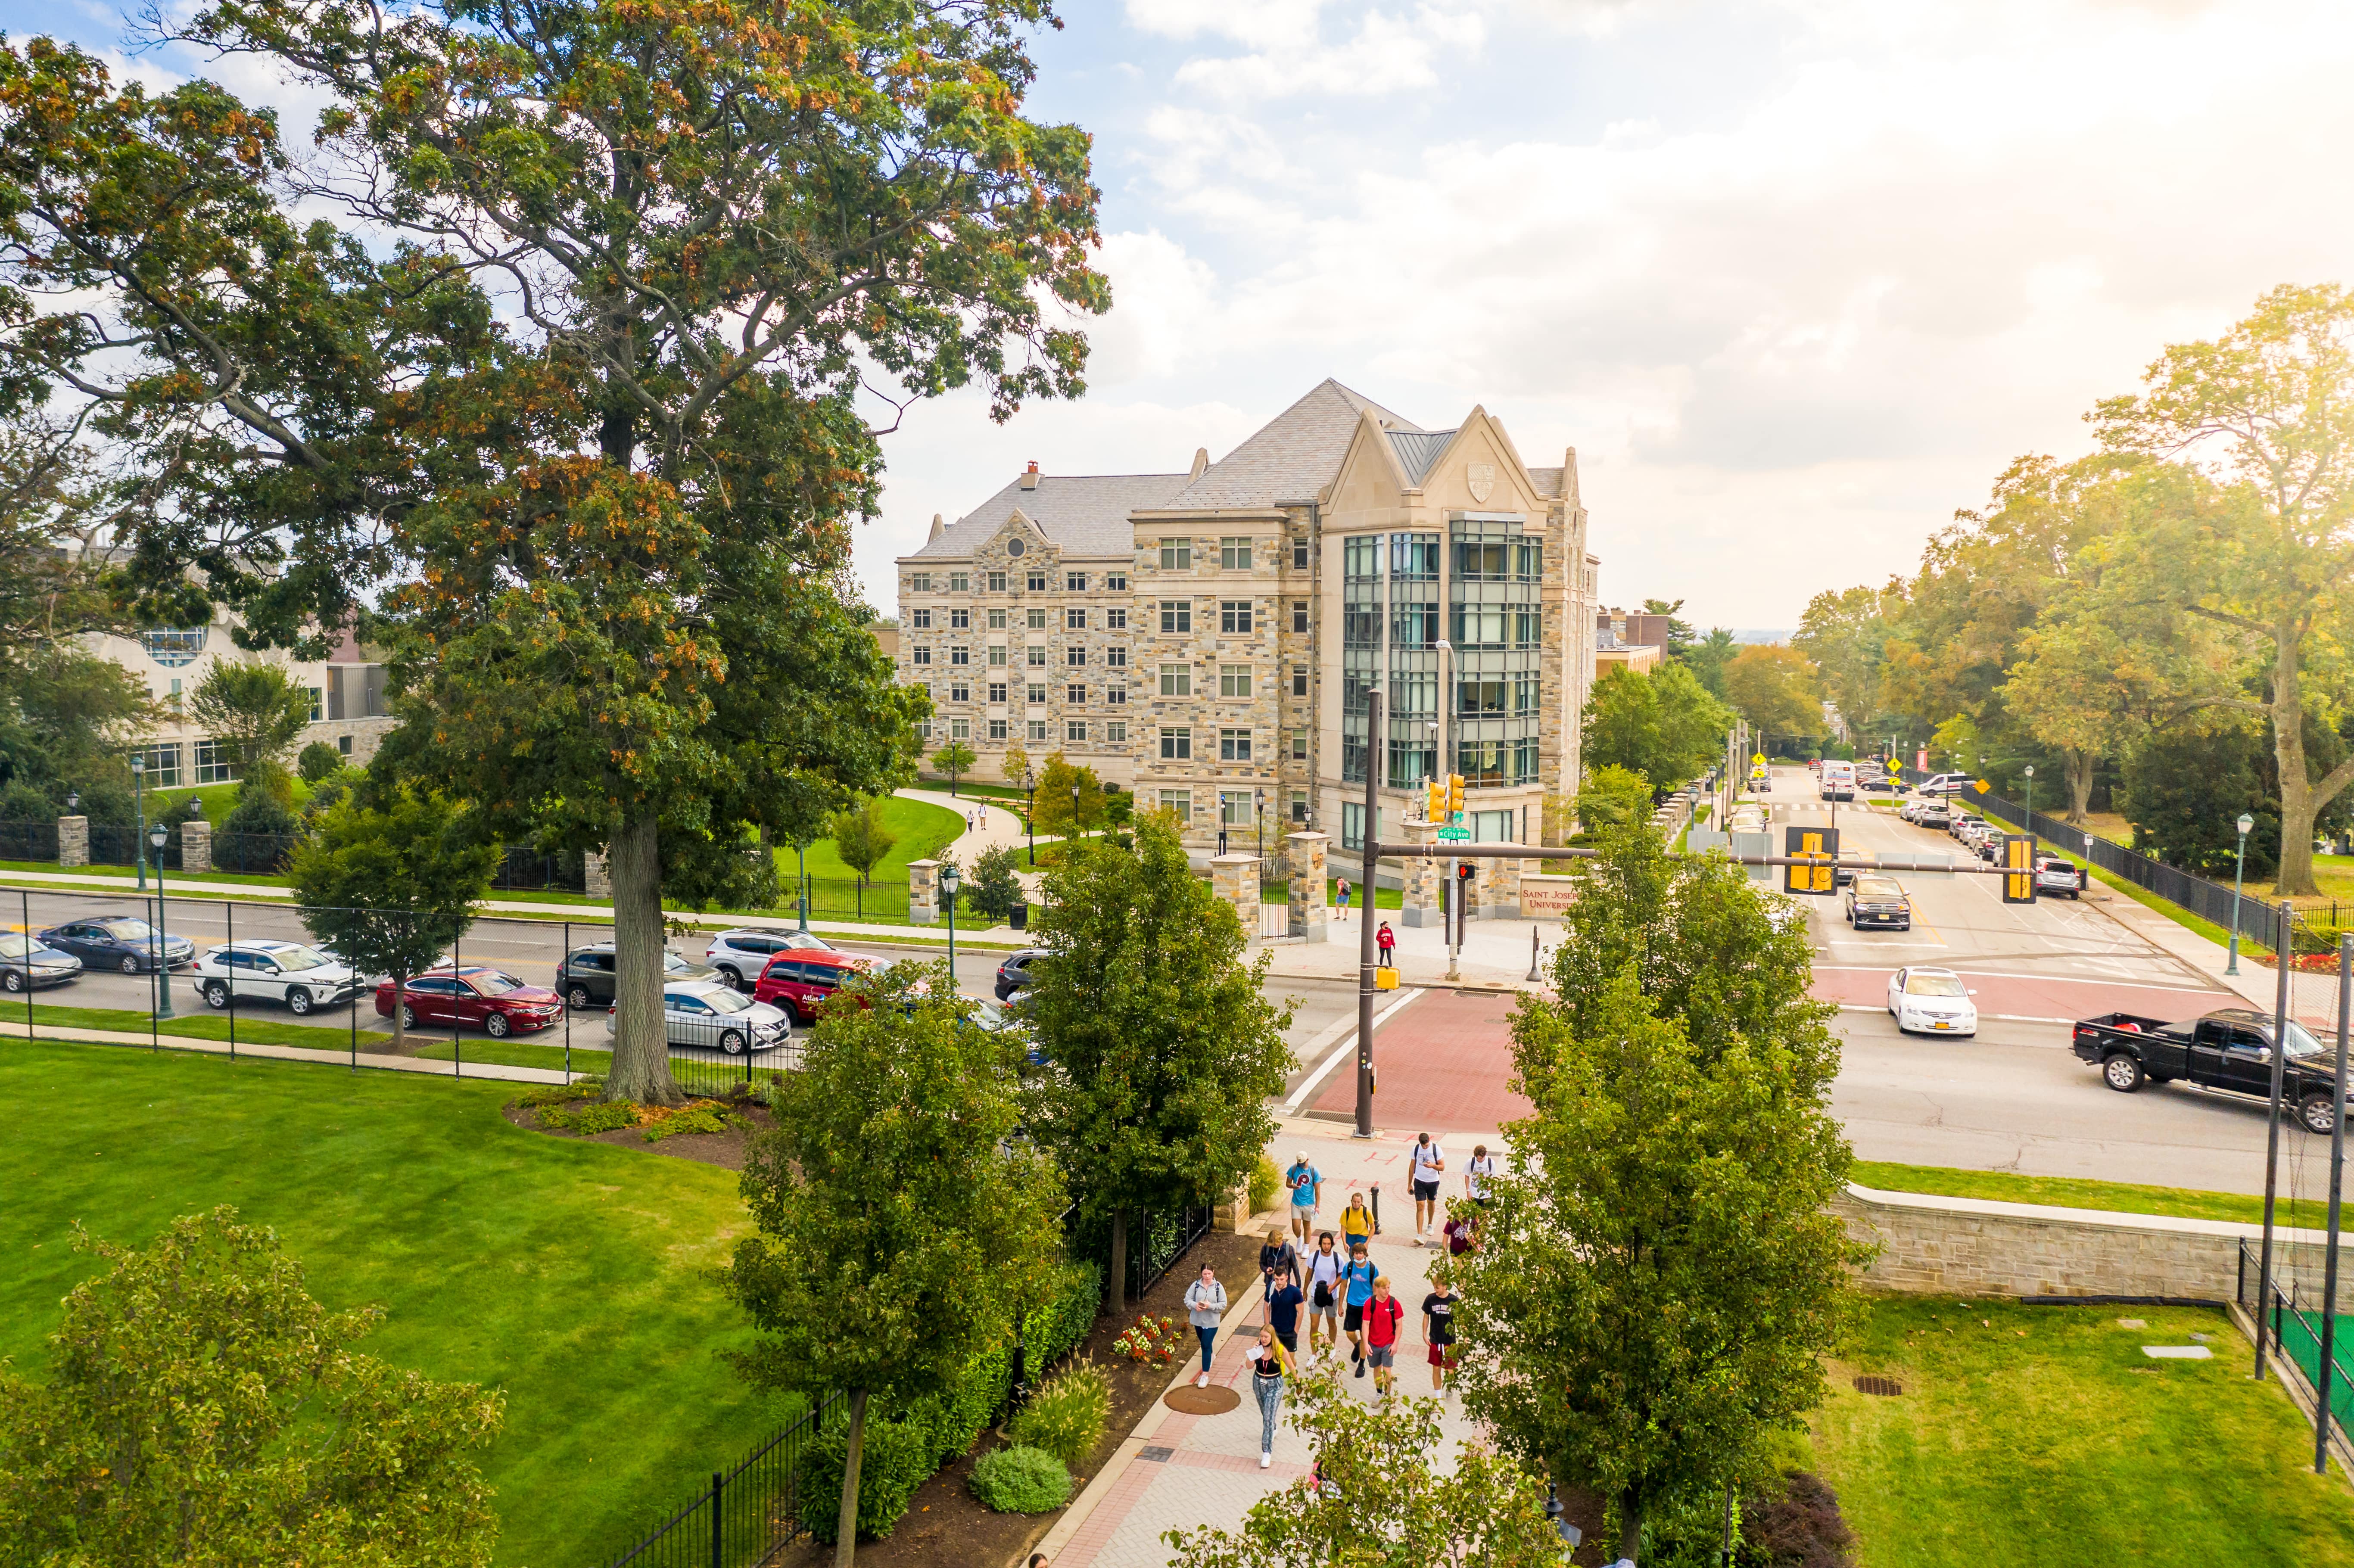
left=1467, top=462, right=1495, bottom=504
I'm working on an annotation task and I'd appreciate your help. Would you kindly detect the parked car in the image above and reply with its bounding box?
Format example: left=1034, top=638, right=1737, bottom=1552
left=0, top=933, right=82, bottom=992
left=1916, top=802, right=1953, bottom=829
left=2074, top=1007, right=2344, bottom=1132
left=1885, top=967, right=1977, bottom=1036
left=604, top=978, right=791, bottom=1055
left=752, top=949, right=889, bottom=1023
left=557, top=944, right=719, bottom=1009
left=192, top=941, right=364, bottom=1015
left=374, top=966, right=563, bottom=1036
left=702, top=928, right=837, bottom=989
left=994, top=946, right=1051, bottom=1000
left=1898, top=797, right=1926, bottom=824
left=1845, top=874, right=1913, bottom=931
left=38, top=916, right=195, bottom=974
left=2036, top=856, right=2087, bottom=899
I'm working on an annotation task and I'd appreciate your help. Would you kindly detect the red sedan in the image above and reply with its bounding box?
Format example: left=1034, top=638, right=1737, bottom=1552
left=375, top=966, right=563, bottom=1038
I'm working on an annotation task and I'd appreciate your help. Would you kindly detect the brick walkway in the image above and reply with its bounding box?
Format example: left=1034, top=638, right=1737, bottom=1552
left=1310, top=986, right=1532, bottom=1134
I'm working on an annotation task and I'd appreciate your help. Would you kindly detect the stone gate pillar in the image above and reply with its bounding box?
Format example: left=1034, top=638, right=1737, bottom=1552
left=180, top=819, right=212, bottom=877
left=1398, top=818, right=1443, bottom=928
left=1210, top=852, right=1264, bottom=940
left=907, top=859, right=940, bottom=925
left=584, top=850, right=611, bottom=899
left=1286, top=831, right=1329, bottom=943
left=57, top=815, right=88, bottom=868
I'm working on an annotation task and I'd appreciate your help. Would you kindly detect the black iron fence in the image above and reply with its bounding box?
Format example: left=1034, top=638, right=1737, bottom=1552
left=2239, top=1238, right=2354, bottom=1461
left=1897, top=766, right=2277, bottom=948
left=492, top=846, right=587, bottom=894
left=605, top=1391, right=847, bottom=1568
left=1131, top=1204, right=1214, bottom=1301
left=0, top=819, right=58, bottom=862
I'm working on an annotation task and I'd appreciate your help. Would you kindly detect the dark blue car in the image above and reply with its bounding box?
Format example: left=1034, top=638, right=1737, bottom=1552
left=38, top=916, right=196, bottom=974
left=0, top=933, right=82, bottom=993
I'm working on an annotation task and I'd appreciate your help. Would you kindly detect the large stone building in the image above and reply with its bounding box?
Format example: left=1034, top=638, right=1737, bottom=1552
left=894, top=379, right=1600, bottom=872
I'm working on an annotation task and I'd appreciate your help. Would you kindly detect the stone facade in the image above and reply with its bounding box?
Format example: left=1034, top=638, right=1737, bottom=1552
left=1396, top=818, right=1443, bottom=929
left=583, top=851, right=610, bottom=899
left=1286, top=831, right=1329, bottom=942
left=57, top=815, right=87, bottom=868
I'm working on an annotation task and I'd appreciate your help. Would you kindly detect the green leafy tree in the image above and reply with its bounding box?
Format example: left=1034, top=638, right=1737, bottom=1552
left=286, top=784, right=501, bottom=1050
left=826, top=795, right=900, bottom=918
left=1455, top=826, right=1866, bottom=1560
left=190, top=660, right=313, bottom=774
left=1163, top=1369, right=1564, bottom=1568
left=0, top=1207, right=503, bottom=1568
left=966, top=843, right=1025, bottom=923
left=1639, top=596, right=1697, bottom=656
left=1722, top=644, right=1822, bottom=756
left=1683, top=626, right=1740, bottom=699
left=1581, top=664, right=1731, bottom=790
left=1571, top=764, right=1654, bottom=843
left=1792, top=584, right=1893, bottom=739
left=931, top=740, right=979, bottom=796
left=297, top=740, right=344, bottom=783
left=1000, top=738, right=1032, bottom=787
left=725, top=961, right=1065, bottom=1567
left=1024, top=813, right=1294, bottom=1303
left=1030, top=750, right=1106, bottom=840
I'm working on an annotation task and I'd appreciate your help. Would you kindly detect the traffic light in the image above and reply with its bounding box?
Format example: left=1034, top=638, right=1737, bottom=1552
left=1427, top=779, right=1447, bottom=822
left=1446, top=774, right=1465, bottom=816
left=2002, top=834, right=2037, bottom=904
left=1783, top=825, right=1837, bottom=896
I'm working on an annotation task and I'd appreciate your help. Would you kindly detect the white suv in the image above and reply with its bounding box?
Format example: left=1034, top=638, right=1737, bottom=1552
left=193, top=941, right=365, bottom=1015
left=703, top=927, right=837, bottom=989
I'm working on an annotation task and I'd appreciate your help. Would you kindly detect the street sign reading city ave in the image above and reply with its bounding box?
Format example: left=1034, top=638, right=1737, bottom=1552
left=1437, top=826, right=1470, bottom=842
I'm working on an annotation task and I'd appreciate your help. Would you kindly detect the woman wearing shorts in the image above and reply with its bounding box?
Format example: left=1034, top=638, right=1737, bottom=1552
left=1336, top=877, right=1352, bottom=922
left=1305, top=1232, right=1342, bottom=1357
left=1409, top=1132, right=1446, bottom=1242
left=1339, top=1243, right=1377, bottom=1374
left=1339, top=1191, right=1375, bottom=1254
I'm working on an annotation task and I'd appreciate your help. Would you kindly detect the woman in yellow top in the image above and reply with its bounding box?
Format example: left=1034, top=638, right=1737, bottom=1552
left=1339, top=1192, right=1374, bottom=1253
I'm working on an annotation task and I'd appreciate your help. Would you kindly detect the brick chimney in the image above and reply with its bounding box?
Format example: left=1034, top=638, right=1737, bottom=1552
left=1019, top=460, right=1040, bottom=490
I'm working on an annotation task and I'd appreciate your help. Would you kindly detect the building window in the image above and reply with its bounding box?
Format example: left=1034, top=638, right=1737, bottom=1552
left=910, top=608, right=933, bottom=629
left=1068, top=684, right=1087, bottom=704
left=337, top=735, right=352, bottom=757
left=1027, top=570, right=1048, bottom=592
left=1067, top=720, right=1088, bottom=742
left=1028, top=720, right=1051, bottom=743
left=1343, top=537, right=1380, bottom=580
left=1108, top=686, right=1127, bottom=705
left=988, top=718, right=1009, bottom=740
left=950, top=718, right=971, bottom=740
left=950, top=607, right=970, bottom=630
left=950, top=646, right=970, bottom=666
left=137, top=743, right=183, bottom=787
left=1291, top=668, right=1308, bottom=698
left=1342, top=801, right=1369, bottom=852
left=988, top=682, right=1008, bottom=703
left=1159, top=789, right=1193, bottom=821
left=949, top=571, right=970, bottom=592
left=1105, top=606, right=1127, bottom=631
left=1107, top=721, right=1127, bottom=743
left=1106, top=646, right=1128, bottom=669
left=1220, top=537, right=1252, bottom=570
left=989, top=608, right=1007, bottom=629
left=1392, top=533, right=1441, bottom=579
left=193, top=739, right=241, bottom=784
left=1027, top=683, right=1047, bottom=704
left=909, top=572, right=933, bottom=593
left=1220, top=664, right=1251, bottom=698
left=1159, top=600, right=1191, bottom=634
left=1516, top=610, right=1541, bottom=648
left=1106, top=571, right=1128, bottom=590
left=1291, top=728, right=1307, bottom=760
left=1221, top=600, right=1253, bottom=635
left=1066, top=572, right=1088, bottom=592
left=912, top=646, right=931, bottom=666
left=1067, top=647, right=1087, bottom=667
left=988, top=645, right=1007, bottom=666
left=1159, top=664, right=1192, bottom=697
left=950, top=681, right=971, bottom=703
left=1293, top=540, right=1309, bottom=569
left=305, top=686, right=324, bottom=723
left=1028, top=646, right=1047, bottom=666
left=1159, top=538, right=1192, bottom=571
left=1220, top=728, right=1252, bottom=762
left=1450, top=607, right=1508, bottom=648
left=1027, top=607, right=1048, bottom=630
left=1066, top=608, right=1087, bottom=630
left=1160, top=726, right=1192, bottom=760
left=1292, top=789, right=1309, bottom=823
left=988, top=570, right=1008, bottom=592
left=1293, top=600, right=1309, bottom=634
left=1222, top=790, right=1252, bottom=825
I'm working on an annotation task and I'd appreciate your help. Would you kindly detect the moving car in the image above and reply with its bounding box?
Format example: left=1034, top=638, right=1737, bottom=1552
left=995, top=946, right=1051, bottom=1000
left=0, top=933, right=82, bottom=992
left=375, top=966, right=563, bottom=1036
left=605, top=978, right=791, bottom=1055
left=38, top=916, right=195, bottom=974
left=1819, top=760, right=1856, bottom=802
left=192, top=941, right=364, bottom=1014
left=1886, top=967, right=1977, bottom=1036
left=557, top=944, right=719, bottom=1009
left=1844, top=874, right=1912, bottom=931
left=702, top=927, right=837, bottom=989
left=752, top=949, right=888, bottom=1023
left=2036, top=856, right=2088, bottom=899
left=2074, top=1007, right=2346, bottom=1132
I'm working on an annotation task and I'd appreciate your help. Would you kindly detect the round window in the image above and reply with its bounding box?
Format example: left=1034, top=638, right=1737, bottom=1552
left=1006, top=538, right=1026, bottom=557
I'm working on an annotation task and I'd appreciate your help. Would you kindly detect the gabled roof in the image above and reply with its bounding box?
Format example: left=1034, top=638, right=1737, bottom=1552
left=1385, top=429, right=1457, bottom=487
left=911, top=472, right=1191, bottom=559
left=1167, top=378, right=1423, bottom=509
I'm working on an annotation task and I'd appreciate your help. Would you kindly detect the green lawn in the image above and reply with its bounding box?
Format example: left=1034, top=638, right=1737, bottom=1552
left=1810, top=1295, right=2354, bottom=1565
left=1851, top=1160, right=2332, bottom=1231
left=0, top=1040, right=784, bottom=1568
left=8, top=998, right=377, bottom=1053
left=782, top=794, right=963, bottom=884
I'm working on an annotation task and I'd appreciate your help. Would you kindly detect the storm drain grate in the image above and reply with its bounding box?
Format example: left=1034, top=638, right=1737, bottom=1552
left=1853, top=1375, right=1904, bottom=1397
left=1138, top=1446, right=1175, bottom=1463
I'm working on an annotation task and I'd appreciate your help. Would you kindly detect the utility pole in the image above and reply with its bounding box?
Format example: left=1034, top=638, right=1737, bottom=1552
left=1355, top=688, right=1383, bottom=1139
left=1439, top=638, right=1459, bottom=983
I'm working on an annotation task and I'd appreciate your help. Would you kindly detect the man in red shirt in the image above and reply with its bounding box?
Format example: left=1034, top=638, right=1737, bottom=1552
left=1362, top=1275, right=1407, bottom=1397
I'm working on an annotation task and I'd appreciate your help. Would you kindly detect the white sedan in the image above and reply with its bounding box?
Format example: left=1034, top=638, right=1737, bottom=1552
left=1886, top=967, right=1978, bottom=1037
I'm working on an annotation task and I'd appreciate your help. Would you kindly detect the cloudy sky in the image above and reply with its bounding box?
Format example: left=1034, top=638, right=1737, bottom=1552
left=18, top=0, right=2354, bottom=628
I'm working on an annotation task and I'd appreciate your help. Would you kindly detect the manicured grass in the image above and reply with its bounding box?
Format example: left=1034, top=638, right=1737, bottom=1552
left=783, top=794, right=964, bottom=884
left=1850, top=1160, right=2332, bottom=1232
left=0, top=1039, right=782, bottom=1568
left=1810, top=1295, right=2354, bottom=1565
left=8, top=998, right=377, bottom=1053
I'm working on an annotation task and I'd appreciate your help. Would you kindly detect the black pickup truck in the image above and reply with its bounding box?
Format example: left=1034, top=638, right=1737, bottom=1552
left=2073, top=1007, right=2345, bottom=1133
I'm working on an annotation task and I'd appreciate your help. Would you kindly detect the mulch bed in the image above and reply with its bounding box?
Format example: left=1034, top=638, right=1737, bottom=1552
left=502, top=1092, right=772, bottom=1169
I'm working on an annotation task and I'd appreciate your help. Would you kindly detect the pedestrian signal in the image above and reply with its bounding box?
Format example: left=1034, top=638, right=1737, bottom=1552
left=1783, top=825, right=1838, bottom=896
left=2002, top=834, right=2037, bottom=904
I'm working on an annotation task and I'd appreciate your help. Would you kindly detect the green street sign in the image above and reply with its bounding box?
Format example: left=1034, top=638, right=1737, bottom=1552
left=1437, top=826, right=1471, bottom=842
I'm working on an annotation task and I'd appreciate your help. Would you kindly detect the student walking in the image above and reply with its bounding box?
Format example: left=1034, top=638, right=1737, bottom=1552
left=1305, top=1232, right=1343, bottom=1356
left=1245, top=1326, right=1293, bottom=1468
left=1266, top=1265, right=1304, bottom=1356
left=1422, top=1274, right=1460, bottom=1394
left=1285, top=1151, right=1323, bottom=1242
left=1363, top=1274, right=1406, bottom=1397
left=1465, top=1143, right=1498, bottom=1207
left=1340, top=1243, right=1378, bottom=1375
left=1183, top=1265, right=1228, bottom=1388
left=1376, top=920, right=1396, bottom=967
left=1340, top=1191, right=1375, bottom=1254
left=1259, top=1230, right=1302, bottom=1327
left=1335, top=877, right=1352, bottom=921
left=1408, top=1132, right=1446, bottom=1242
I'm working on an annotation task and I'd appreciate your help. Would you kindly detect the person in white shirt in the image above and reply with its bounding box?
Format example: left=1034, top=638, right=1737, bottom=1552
left=1183, top=1265, right=1228, bottom=1388
left=1465, top=1143, right=1498, bottom=1207
left=1304, top=1232, right=1343, bottom=1357
left=1407, top=1132, right=1446, bottom=1242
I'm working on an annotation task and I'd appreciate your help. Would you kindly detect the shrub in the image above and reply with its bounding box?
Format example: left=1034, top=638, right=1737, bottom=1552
left=224, top=778, right=301, bottom=838
left=966, top=843, right=1025, bottom=921
left=298, top=741, right=346, bottom=783
left=1248, top=1153, right=1280, bottom=1213
left=0, top=780, right=54, bottom=824
left=795, top=1416, right=933, bottom=1543
left=537, top=1100, right=637, bottom=1135
left=967, top=1444, right=1072, bottom=1514
left=1738, top=1470, right=1854, bottom=1568
left=1007, top=1362, right=1109, bottom=1470
left=1027, top=1261, right=1103, bottom=1367
left=301, top=771, right=353, bottom=820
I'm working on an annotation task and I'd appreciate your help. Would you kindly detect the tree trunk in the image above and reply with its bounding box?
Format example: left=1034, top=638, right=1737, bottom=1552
left=2065, top=747, right=2095, bottom=825
left=2273, top=625, right=2322, bottom=897
left=1109, top=1207, right=1127, bottom=1311
left=603, top=814, right=682, bottom=1105
left=835, top=1387, right=869, bottom=1568
left=1617, top=1487, right=1644, bottom=1563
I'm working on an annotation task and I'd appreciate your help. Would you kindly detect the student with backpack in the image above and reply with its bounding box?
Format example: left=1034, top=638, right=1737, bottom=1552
left=1284, top=1151, right=1322, bottom=1242
left=1305, top=1232, right=1343, bottom=1357
left=1339, top=1243, right=1379, bottom=1375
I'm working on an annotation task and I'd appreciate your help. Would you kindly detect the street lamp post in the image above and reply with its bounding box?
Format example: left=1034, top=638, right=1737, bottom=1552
left=2022, top=764, right=2034, bottom=832
left=149, top=821, right=174, bottom=1020
left=1023, top=769, right=1037, bottom=866
left=795, top=842, right=809, bottom=933
left=2228, top=811, right=2257, bottom=976
left=1255, top=786, right=1265, bottom=862
left=129, top=750, right=148, bottom=890
left=940, top=860, right=960, bottom=976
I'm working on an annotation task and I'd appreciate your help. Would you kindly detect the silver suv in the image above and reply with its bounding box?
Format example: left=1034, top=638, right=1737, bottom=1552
left=605, top=979, right=792, bottom=1055
left=703, top=927, right=837, bottom=989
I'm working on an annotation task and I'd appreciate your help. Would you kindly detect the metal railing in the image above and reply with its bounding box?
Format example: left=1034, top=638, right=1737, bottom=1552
left=1132, top=1204, right=1213, bottom=1300
left=0, top=819, right=58, bottom=861
left=604, top=1391, right=847, bottom=1568
left=2240, top=1238, right=2354, bottom=1456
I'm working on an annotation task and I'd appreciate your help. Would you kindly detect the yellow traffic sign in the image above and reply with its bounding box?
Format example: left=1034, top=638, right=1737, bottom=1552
left=1753, top=753, right=1767, bottom=766
left=1974, top=779, right=1990, bottom=794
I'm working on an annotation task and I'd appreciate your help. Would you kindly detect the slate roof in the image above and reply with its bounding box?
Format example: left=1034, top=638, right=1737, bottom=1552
left=910, top=472, right=1191, bottom=559
left=1385, top=429, right=1457, bottom=487
left=1164, top=378, right=1422, bottom=509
